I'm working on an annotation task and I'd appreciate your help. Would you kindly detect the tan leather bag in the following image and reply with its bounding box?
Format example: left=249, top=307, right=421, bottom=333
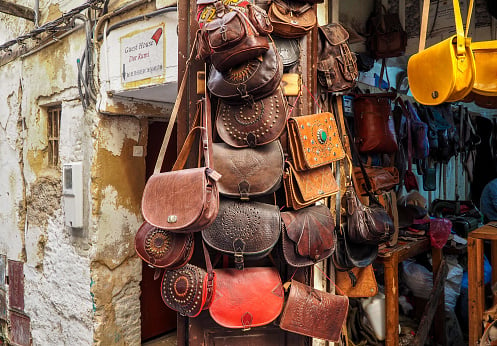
left=335, top=265, right=378, bottom=298
left=268, top=0, right=316, bottom=38
left=287, top=112, right=346, bottom=171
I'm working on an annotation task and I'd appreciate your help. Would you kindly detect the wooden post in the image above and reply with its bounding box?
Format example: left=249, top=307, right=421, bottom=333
left=0, top=1, right=34, bottom=21
left=383, top=252, right=399, bottom=346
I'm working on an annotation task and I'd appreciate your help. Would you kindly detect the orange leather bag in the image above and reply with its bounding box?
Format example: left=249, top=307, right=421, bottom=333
left=335, top=265, right=378, bottom=298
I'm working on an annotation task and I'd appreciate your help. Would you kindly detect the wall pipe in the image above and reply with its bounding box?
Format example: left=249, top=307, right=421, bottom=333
left=34, top=0, right=39, bottom=27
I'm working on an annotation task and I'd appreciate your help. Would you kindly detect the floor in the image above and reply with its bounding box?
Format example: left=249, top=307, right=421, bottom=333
left=142, top=331, right=177, bottom=346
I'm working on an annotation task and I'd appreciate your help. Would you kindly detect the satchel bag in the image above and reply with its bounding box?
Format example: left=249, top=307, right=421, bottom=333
left=280, top=204, right=336, bottom=267
left=201, top=2, right=271, bottom=72
left=279, top=280, right=349, bottom=342
left=160, top=242, right=215, bottom=317
left=317, top=23, right=358, bottom=93
left=353, top=93, right=398, bottom=154
left=201, top=198, right=281, bottom=269
left=215, top=86, right=287, bottom=148
left=273, top=36, right=300, bottom=70
left=135, top=221, right=194, bottom=269
left=408, top=0, right=475, bottom=105
left=335, top=265, right=378, bottom=298
left=471, top=40, right=497, bottom=96
left=283, top=161, right=339, bottom=210
left=207, top=40, right=283, bottom=104
left=268, top=0, right=317, bottom=38
left=287, top=112, right=346, bottom=171
left=212, top=140, right=284, bottom=200
left=354, top=166, right=399, bottom=196
left=209, top=267, right=284, bottom=329
left=333, top=227, right=379, bottom=270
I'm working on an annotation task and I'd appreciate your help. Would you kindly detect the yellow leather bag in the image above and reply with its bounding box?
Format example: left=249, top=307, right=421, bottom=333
left=408, top=0, right=475, bottom=105
left=471, top=41, right=497, bottom=96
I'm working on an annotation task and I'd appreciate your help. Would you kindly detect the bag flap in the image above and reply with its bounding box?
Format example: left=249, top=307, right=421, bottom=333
left=212, top=140, right=284, bottom=199
left=288, top=162, right=338, bottom=201
left=204, top=11, right=239, bottom=31
left=288, top=112, right=346, bottom=168
left=281, top=205, right=336, bottom=260
left=319, top=23, right=349, bottom=46
left=269, top=1, right=316, bottom=27
left=142, top=168, right=213, bottom=230
left=209, top=267, right=284, bottom=329
left=335, top=265, right=378, bottom=298
left=273, top=37, right=300, bottom=66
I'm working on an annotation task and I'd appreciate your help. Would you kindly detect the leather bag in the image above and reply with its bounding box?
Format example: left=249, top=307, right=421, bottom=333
left=201, top=2, right=271, bottom=72
left=160, top=242, right=215, bottom=317
left=207, top=40, right=283, bottom=104
left=201, top=199, right=281, bottom=269
left=471, top=40, right=497, bottom=96
left=209, top=267, right=284, bottom=329
left=317, top=23, right=358, bottom=93
left=135, top=221, right=194, bottom=269
left=280, top=204, right=336, bottom=267
left=335, top=265, right=378, bottom=298
left=408, top=0, right=475, bottom=105
left=287, top=112, right=346, bottom=171
left=268, top=0, right=317, bottom=38
left=212, top=140, right=284, bottom=200
left=353, top=93, right=398, bottom=154
left=354, top=166, right=399, bottom=196
left=273, top=36, right=300, bottom=70
left=279, top=280, right=349, bottom=342
left=283, top=161, right=339, bottom=210
left=333, top=229, right=379, bottom=270
left=215, top=86, right=287, bottom=148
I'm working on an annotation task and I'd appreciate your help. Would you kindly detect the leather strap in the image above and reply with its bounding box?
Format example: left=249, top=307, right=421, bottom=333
left=396, top=98, right=413, bottom=173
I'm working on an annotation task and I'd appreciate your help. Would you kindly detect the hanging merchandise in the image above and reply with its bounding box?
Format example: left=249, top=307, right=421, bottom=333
left=353, top=165, right=399, bottom=196
left=215, top=86, right=287, bottom=148
left=207, top=40, right=283, bottom=104
left=280, top=204, right=336, bottom=267
left=335, top=265, right=378, bottom=298
left=212, top=140, right=284, bottom=200
left=408, top=0, right=475, bottom=105
left=317, top=23, right=358, bottom=93
left=268, top=0, right=317, bottom=38
left=209, top=267, right=284, bottom=329
left=201, top=198, right=281, bottom=270
left=273, top=36, right=300, bottom=71
left=279, top=279, right=349, bottom=342
left=333, top=226, right=379, bottom=270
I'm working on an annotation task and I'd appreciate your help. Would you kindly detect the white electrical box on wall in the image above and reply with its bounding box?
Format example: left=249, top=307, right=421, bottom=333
left=62, top=162, right=83, bottom=228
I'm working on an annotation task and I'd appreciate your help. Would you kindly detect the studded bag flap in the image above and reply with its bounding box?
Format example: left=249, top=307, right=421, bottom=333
left=268, top=0, right=317, bottom=38
left=215, top=86, right=287, bottom=148
left=287, top=112, right=345, bottom=171
left=201, top=198, right=281, bottom=270
left=209, top=267, right=284, bottom=329
left=279, top=280, right=349, bottom=342
left=212, top=140, right=284, bottom=200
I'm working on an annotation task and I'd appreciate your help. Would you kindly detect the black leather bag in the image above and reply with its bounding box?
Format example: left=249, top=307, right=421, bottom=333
left=333, top=228, right=379, bottom=271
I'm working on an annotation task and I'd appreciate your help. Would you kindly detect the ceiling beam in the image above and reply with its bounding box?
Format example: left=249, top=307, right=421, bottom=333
left=0, top=1, right=35, bottom=22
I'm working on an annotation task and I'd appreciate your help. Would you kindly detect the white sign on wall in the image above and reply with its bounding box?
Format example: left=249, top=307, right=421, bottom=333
left=120, top=24, right=165, bottom=86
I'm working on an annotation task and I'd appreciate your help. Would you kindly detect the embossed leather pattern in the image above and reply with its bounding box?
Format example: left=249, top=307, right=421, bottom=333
left=135, top=221, right=194, bottom=268
left=207, top=41, right=283, bottom=104
left=209, top=267, right=284, bottom=329
left=280, top=205, right=336, bottom=267
left=283, top=161, right=339, bottom=210
left=273, top=36, right=300, bottom=69
left=201, top=199, right=281, bottom=269
left=160, top=263, right=216, bottom=318
left=287, top=112, right=345, bottom=171
left=335, top=265, right=378, bottom=298
left=212, top=140, right=284, bottom=199
left=215, top=86, right=287, bottom=148
left=268, top=0, right=316, bottom=38
left=279, top=280, right=349, bottom=342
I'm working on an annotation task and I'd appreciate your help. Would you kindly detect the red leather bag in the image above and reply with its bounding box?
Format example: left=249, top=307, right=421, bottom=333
left=209, top=267, right=284, bottom=329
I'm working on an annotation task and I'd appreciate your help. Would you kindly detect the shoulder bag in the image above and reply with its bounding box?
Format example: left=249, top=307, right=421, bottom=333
left=273, top=36, right=300, bottom=70
left=353, top=165, right=399, bottom=196
left=201, top=198, right=281, bottom=270
left=212, top=140, right=284, bottom=200
left=335, top=265, right=378, bottom=298
left=268, top=0, right=317, bottom=38
left=209, top=267, right=284, bottom=329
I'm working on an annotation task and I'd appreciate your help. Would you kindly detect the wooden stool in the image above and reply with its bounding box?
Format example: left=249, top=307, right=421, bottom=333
left=376, top=237, right=445, bottom=346
left=468, top=223, right=497, bottom=345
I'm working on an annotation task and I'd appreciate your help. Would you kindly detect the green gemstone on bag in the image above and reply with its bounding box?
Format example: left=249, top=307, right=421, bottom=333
left=317, top=129, right=327, bottom=144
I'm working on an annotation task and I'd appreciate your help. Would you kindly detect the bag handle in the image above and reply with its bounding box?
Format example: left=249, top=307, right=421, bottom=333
left=396, top=97, right=414, bottom=173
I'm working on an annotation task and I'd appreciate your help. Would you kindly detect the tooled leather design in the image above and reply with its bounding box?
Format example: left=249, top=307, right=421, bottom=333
left=161, top=264, right=207, bottom=317
left=280, top=280, right=349, bottom=342
left=145, top=228, right=171, bottom=259
left=273, top=37, right=300, bottom=67
left=202, top=199, right=281, bottom=257
left=292, top=164, right=338, bottom=201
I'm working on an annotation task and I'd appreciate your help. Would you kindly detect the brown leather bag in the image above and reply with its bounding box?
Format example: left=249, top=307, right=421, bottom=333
left=201, top=199, right=281, bottom=269
left=287, top=112, right=346, bottom=171
left=283, top=162, right=339, bottom=210
left=354, top=165, right=399, bottom=196
left=201, top=2, right=271, bottom=72
left=209, top=267, right=284, bottom=329
left=353, top=93, right=398, bottom=154
left=135, top=221, right=194, bottom=269
left=268, top=0, right=317, bottom=38
left=207, top=40, right=283, bottom=104
left=317, top=23, right=358, bottom=93
left=273, top=36, right=300, bottom=70
left=335, top=265, right=378, bottom=298
left=212, top=140, right=284, bottom=200
left=280, top=204, right=336, bottom=267
left=215, top=86, right=287, bottom=148
left=279, top=280, right=349, bottom=342
left=160, top=242, right=215, bottom=317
